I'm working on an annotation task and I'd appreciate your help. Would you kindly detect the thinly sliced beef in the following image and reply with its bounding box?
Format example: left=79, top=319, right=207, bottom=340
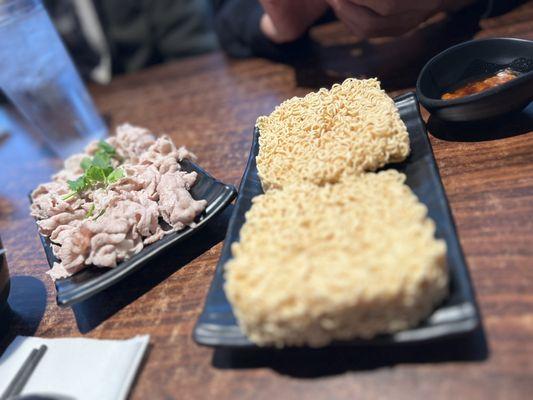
left=31, top=124, right=207, bottom=280
left=30, top=182, right=83, bottom=220
left=108, top=124, right=156, bottom=162
left=37, top=209, right=86, bottom=236
left=140, top=135, right=196, bottom=174
left=157, top=171, right=207, bottom=230
left=49, top=224, right=92, bottom=279
left=111, top=164, right=160, bottom=200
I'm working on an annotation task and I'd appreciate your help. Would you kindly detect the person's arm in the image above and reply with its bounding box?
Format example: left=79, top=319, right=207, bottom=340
left=325, top=0, right=529, bottom=40
left=213, top=0, right=527, bottom=60
left=213, top=0, right=328, bottom=61
left=326, top=0, right=479, bottom=38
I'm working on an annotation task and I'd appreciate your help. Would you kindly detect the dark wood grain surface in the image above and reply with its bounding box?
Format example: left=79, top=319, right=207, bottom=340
left=1, top=3, right=533, bottom=399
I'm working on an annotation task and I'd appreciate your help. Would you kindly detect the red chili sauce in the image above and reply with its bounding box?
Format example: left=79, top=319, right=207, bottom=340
left=441, top=68, right=518, bottom=100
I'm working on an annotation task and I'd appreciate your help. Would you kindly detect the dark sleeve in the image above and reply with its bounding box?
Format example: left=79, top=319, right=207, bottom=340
left=212, top=0, right=315, bottom=61
left=483, top=0, right=528, bottom=17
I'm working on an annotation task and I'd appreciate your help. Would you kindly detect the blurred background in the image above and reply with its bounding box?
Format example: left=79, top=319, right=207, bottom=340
left=0, top=0, right=530, bottom=105
left=15, top=0, right=219, bottom=84
left=0, top=0, right=219, bottom=108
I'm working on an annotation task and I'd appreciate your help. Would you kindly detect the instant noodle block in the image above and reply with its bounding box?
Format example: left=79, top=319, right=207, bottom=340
left=224, top=171, right=448, bottom=347
left=255, top=78, right=410, bottom=190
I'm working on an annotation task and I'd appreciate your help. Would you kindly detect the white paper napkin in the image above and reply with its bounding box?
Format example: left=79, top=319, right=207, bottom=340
left=0, top=335, right=150, bottom=400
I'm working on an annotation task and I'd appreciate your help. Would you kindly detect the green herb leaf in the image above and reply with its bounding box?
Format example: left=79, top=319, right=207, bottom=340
left=107, top=168, right=124, bottom=184
left=92, top=152, right=111, bottom=168
left=61, top=191, right=77, bottom=201
left=98, top=140, right=116, bottom=156
left=85, top=165, right=107, bottom=184
left=85, top=204, right=95, bottom=218
left=93, top=207, right=106, bottom=220
left=80, top=157, right=93, bottom=171
left=65, top=142, right=122, bottom=199
left=67, top=176, right=87, bottom=193
left=92, top=153, right=114, bottom=177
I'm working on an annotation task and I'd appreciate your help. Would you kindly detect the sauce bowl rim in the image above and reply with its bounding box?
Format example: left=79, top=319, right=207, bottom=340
left=416, top=37, right=533, bottom=107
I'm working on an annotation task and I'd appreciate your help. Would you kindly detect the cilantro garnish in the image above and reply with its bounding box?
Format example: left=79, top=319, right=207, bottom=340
left=92, top=207, right=107, bottom=220
left=62, top=140, right=125, bottom=200
left=97, top=140, right=116, bottom=156
left=85, top=204, right=95, bottom=218
left=84, top=203, right=108, bottom=220
left=107, top=168, right=124, bottom=183
left=80, top=157, right=92, bottom=171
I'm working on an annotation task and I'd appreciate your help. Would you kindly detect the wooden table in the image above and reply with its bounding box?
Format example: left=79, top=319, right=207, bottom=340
left=1, top=3, right=533, bottom=399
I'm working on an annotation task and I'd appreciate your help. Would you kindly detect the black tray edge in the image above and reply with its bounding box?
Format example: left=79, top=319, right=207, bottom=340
left=193, top=92, right=481, bottom=348
left=34, top=161, right=237, bottom=307
left=192, top=125, right=260, bottom=346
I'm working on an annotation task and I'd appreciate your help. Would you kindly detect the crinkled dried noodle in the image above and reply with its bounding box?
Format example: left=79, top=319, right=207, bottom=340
left=225, top=79, right=447, bottom=347
left=225, top=171, right=448, bottom=347
left=256, top=78, right=410, bottom=190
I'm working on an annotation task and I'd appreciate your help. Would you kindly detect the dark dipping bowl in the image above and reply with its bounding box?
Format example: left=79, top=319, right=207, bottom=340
left=416, top=38, right=533, bottom=122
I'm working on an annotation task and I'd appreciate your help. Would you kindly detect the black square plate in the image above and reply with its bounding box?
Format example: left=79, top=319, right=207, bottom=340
left=36, top=160, right=237, bottom=307
left=193, top=92, right=480, bottom=348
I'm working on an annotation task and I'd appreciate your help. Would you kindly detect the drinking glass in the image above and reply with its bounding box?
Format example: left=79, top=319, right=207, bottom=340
left=0, top=0, right=106, bottom=157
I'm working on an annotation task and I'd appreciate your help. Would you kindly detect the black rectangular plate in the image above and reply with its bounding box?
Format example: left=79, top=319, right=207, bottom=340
left=36, top=160, right=237, bottom=307
left=193, top=92, right=480, bottom=348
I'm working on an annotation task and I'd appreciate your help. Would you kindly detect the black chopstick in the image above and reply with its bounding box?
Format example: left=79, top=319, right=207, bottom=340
left=1, top=344, right=48, bottom=400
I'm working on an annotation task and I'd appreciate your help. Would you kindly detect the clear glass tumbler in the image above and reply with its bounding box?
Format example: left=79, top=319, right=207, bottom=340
left=0, top=0, right=106, bottom=158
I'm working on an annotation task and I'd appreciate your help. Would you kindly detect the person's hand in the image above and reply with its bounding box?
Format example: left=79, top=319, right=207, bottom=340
left=326, top=0, right=476, bottom=38
left=260, top=0, right=330, bottom=43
